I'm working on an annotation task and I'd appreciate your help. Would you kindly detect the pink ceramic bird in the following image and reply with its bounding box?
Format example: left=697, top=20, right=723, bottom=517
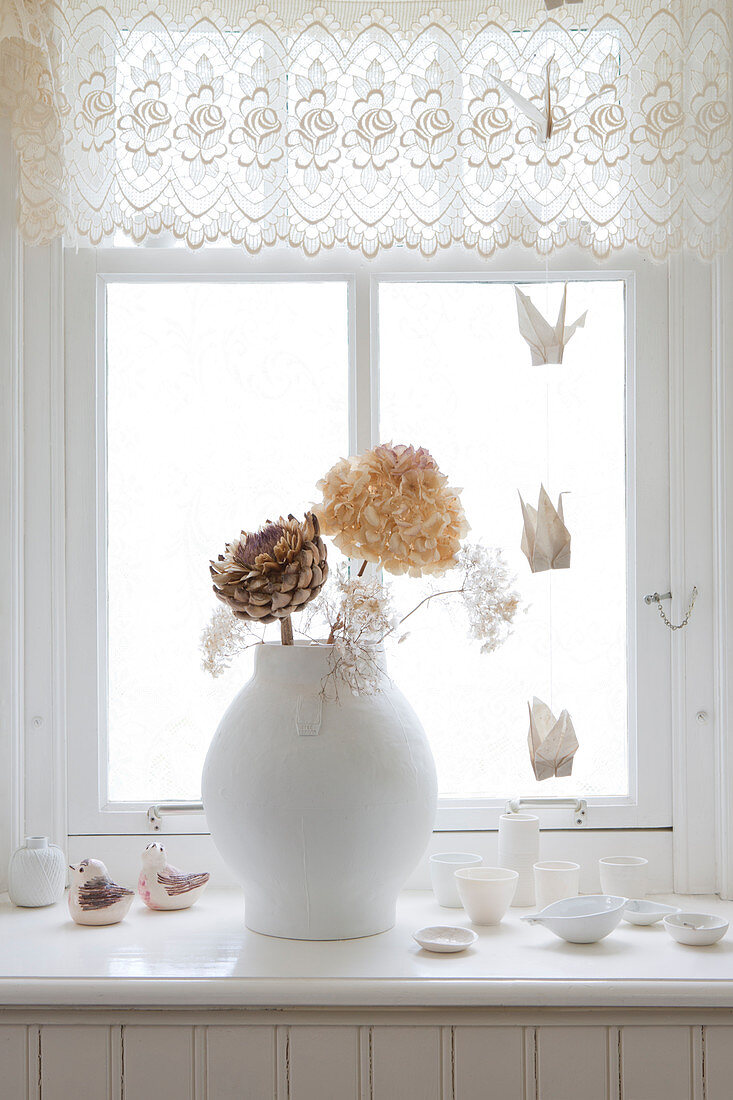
left=68, top=859, right=134, bottom=926
left=138, top=842, right=210, bottom=910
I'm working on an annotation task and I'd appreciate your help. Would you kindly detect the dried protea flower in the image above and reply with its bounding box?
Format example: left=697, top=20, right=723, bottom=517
left=315, top=443, right=469, bottom=577
left=210, top=513, right=328, bottom=628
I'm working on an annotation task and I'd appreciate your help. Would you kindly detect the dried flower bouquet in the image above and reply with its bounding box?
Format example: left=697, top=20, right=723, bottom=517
left=203, top=444, right=520, bottom=693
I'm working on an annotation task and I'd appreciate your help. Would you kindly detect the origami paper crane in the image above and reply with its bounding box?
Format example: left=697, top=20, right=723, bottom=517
left=543, top=0, right=581, bottom=9
left=515, top=283, right=587, bottom=365
left=519, top=485, right=571, bottom=572
left=492, top=58, right=608, bottom=144
left=528, top=697, right=579, bottom=781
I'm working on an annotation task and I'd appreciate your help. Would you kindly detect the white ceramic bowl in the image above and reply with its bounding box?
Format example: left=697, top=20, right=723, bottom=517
left=455, top=867, right=518, bottom=925
left=622, top=900, right=680, bottom=926
left=521, top=895, right=626, bottom=943
left=663, top=912, right=729, bottom=946
left=412, top=925, right=478, bottom=953
left=429, top=852, right=482, bottom=908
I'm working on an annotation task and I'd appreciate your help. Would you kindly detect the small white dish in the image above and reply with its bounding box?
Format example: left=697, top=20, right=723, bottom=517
left=622, top=899, right=680, bottom=926
left=412, top=925, right=478, bottom=953
left=521, top=895, right=626, bottom=943
left=663, top=912, right=728, bottom=946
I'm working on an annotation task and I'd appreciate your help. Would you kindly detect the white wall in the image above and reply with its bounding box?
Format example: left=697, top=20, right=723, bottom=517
left=0, top=122, right=18, bottom=890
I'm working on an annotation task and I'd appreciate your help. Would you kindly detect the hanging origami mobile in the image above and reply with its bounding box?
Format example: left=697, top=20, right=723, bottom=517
left=527, top=698, right=579, bottom=781
left=543, top=0, right=581, bottom=9
left=515, top=284, right=587, bottom=365
left=519, top=485, right=571, bottom=572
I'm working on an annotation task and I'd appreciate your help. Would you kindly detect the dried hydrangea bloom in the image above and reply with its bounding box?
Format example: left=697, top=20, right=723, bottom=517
left=315, top=443, right=469, bottom=577
left=210, top=512, right=328, bottom=624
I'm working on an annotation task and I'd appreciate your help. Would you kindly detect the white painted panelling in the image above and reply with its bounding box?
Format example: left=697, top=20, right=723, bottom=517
left=40, top=1025, right=117, bottom=1100
left=205, top=1025, right=276, bottom=1099
left=537, top=1026, right=610, bottom=1100
left=453, top=1026, right=526, bottom=1099
left=288, top=1026, right=360, bottom=1100
left=2, top=1020, right=733, bottom=1098
left=702, top=1026, right=733, bottom=1100
left=372, top=1026, right=442, bottom=1100
left=0, top=1025, right=30, bottom=1097
left=620, top=1026, right=694, bottom=1100
left=122, top=1025, right=194, bottom=1100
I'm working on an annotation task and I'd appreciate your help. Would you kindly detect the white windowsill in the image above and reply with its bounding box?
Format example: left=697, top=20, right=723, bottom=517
left=2, top=890, right=733, bottom=1009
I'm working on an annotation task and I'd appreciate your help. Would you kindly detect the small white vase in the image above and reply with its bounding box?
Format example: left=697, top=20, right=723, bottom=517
left=8, top=837, right=66, bottom=907
left=202, top=642, right=438, bottom=940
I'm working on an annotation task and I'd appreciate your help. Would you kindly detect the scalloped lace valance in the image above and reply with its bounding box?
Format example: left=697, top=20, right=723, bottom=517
left=0, top=0, right=731, bottom=258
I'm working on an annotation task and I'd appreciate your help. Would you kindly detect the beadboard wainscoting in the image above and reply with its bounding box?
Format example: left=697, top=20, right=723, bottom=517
left=3, top=1012, right=733, bottom=1099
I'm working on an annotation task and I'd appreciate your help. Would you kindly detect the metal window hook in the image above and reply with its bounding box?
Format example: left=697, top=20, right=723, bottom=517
left=644, top=587, right=698, bottom=631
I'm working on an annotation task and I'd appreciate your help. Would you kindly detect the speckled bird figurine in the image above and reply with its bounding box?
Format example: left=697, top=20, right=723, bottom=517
left=138, top=842, right=210, bottom=911
left=68, top=859, right=134, bottom=926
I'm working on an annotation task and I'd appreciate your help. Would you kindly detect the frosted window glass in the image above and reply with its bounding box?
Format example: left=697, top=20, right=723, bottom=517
left=106, top=281, right=349, bottom=801
left=378, top=280, right=628, bottom=799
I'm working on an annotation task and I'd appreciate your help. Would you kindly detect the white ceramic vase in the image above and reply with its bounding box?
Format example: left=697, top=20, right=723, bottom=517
left=202, top=642, right=438, bottom=940
left=8, top=837, right=66, bottom=907
left=497, top=812, right=540, bottom=907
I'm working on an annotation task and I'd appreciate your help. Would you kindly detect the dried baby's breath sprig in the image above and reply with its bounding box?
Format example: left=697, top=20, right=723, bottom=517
left=317, top=566, right=396, bottom=697
left=200, top=605, right=263, bottom=678
left=381, top=542, right=520, bottom=654
left=458, top=543, right=521, bottom=654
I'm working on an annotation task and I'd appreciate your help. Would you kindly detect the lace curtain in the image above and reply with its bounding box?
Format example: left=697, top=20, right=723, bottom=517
left=0, top=0, right=731, bottom=258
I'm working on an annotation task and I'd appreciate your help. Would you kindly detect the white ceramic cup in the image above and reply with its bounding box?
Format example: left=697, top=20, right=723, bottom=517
left=599, top=856, right=649, bottom=899
left=429, top=852, right=482, bottom=908
left=455, top=867, right=519, bottom=925
left=533, top=861, right=580, bottom=911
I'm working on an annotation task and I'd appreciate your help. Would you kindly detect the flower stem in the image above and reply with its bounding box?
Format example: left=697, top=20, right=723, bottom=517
left=280, top=616, right=294, bottom=645
left=381, top=586, right=466, bottom=641
left=357, top=559, right=368, bottom=578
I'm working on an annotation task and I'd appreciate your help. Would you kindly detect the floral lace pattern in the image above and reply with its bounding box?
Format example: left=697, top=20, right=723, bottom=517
left=0, top=0, right=731, bottom=258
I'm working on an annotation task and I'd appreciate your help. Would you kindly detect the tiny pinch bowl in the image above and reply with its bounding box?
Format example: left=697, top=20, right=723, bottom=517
left=521, top=895, right=626, bottom=943
left=622, top=900, right=680, bottom=926
left=664, top=913, right=728, bottom=946
left=412, top=926, right=478, bottom=953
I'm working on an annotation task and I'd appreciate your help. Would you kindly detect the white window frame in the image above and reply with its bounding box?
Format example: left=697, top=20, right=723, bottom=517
left=60, top=245, right=670, bottom=837
left=3, top=198, right=728, bottom=891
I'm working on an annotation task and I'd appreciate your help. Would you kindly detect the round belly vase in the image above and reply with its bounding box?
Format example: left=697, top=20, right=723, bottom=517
left=202, top=642, right=437, bottom=940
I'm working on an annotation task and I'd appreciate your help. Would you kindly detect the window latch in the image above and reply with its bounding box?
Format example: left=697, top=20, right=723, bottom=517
left=644, top=587, right=698, bottom=631
left=147, top=801, right=205, bottom=831
left=506, top=797, right=587, bottom=827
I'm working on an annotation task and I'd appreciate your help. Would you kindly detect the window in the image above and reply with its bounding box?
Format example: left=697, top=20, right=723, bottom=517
left=64, top=250, right=672, bottom=836
left=379, top=279, right=628, bottom=803
left=104, top=280, right=349, bottom=802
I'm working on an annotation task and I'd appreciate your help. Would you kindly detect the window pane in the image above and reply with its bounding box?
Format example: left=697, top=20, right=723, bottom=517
left=106, top=281, right=349, bottom=801
left=378, top=280, right=628, bottom=800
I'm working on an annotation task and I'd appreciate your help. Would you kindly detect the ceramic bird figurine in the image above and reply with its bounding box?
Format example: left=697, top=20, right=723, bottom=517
left=138, top=842, right=210, bottom=911
left=68, top=859, right=134, bottom=926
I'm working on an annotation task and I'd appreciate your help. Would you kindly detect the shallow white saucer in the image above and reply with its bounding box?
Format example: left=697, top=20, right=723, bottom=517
left=622, top=900, right=681, bottom=926
left=412, top=926, right=478, bottom=953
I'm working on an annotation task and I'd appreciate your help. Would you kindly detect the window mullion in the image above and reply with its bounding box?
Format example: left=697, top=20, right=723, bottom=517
left=353, top=270, right=375, bottom=453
